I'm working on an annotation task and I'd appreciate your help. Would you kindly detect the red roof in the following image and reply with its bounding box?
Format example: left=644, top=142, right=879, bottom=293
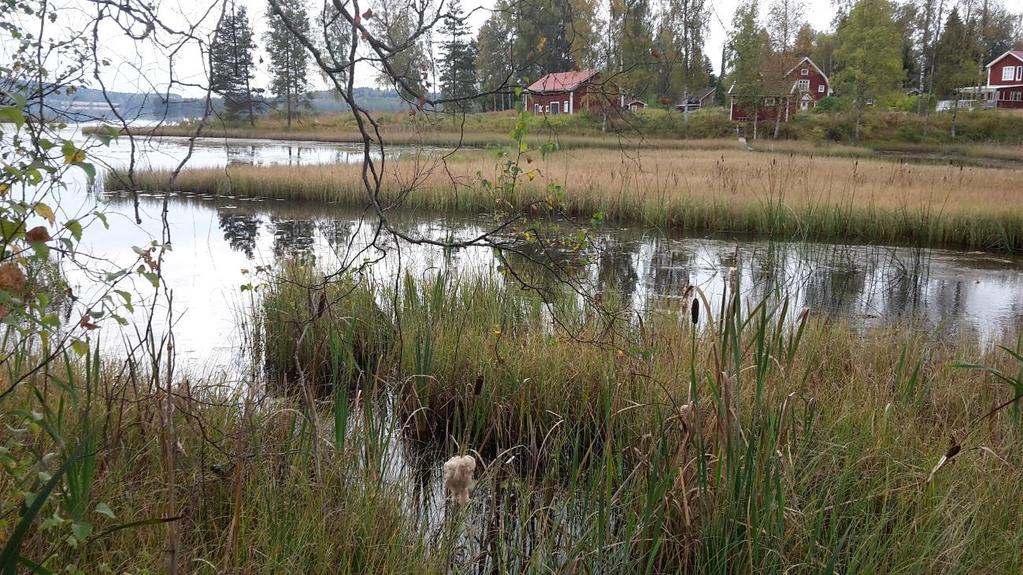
left=987, top=50, right=1023, bottom=67
left=525, top=70, right=598, bottom=93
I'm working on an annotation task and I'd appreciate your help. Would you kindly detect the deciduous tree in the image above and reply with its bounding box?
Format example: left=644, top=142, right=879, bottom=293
left=833, top=0, right=903, bottom=136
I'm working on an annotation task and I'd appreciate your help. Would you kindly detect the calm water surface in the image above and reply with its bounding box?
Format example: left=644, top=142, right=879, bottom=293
left=57, top=131, right=1023, bottom=372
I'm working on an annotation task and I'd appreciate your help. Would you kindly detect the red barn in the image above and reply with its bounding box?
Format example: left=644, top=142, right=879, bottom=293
left=523, top=70, right=614, bottom=115
left=985, top=50, right=1023, bottom=109
left=729, top=57, right=831, bottom=122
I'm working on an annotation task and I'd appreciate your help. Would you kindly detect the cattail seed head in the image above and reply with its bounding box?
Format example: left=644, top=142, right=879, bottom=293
left=690, top=298, right=700, bottom=326
left=443, top=455, right=476, bottom=505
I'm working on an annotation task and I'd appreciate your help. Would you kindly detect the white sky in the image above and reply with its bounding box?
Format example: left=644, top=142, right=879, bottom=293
left=23, top=0, right=837, bottom=96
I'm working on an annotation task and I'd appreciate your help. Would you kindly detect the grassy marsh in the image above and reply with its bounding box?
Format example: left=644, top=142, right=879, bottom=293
left=253, top=266, right=1023, bottom=571
left=118, top=147, right=1023, bottom=252
left=5, top=263, right=1023, bottom=572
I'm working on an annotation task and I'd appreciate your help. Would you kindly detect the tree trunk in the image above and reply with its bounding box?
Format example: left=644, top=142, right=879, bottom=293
left=286, top=64, right=293, bottom=129
left=773, top=101, right=782, bottom=139
left=950, top=98, right=958, bottom=140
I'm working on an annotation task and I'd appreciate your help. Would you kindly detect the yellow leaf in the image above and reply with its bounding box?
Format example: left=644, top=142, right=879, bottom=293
left=0, top=184, right=8, bottom=197
left=34, top=203, right=55, bottom=225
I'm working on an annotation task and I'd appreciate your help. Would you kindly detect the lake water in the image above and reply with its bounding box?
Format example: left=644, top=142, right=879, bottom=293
left=55, top=130, right=1023, bottom=374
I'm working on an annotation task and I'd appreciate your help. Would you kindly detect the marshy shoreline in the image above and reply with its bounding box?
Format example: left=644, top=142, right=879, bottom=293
left=111, top=146, right=1023, bottom=253
left=7, top=268, right=1023, bottom=572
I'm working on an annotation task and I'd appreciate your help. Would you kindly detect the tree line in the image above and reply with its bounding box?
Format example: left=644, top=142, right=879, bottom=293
left=210, top=0, right=1022, bottom=121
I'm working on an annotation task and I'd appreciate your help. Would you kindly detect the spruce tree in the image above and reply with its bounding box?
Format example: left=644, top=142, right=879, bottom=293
left=931, top=8, right=977, bottom=98
left=265, top=0, right=311, bottom=128
left=439, top=0, right=479, bottom=110
left=210, top=1, right=257, bottom=124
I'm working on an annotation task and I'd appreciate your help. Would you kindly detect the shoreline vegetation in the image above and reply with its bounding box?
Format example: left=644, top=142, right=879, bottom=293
left=9, top=270, right=1023, bottom=571
left=113, top=147, right=1023, bottom=253
left=86, top=108, right=1023, bottom=167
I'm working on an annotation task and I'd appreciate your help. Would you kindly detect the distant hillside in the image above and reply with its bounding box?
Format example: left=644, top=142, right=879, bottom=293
left=3, top=78, right=428, bottom=122
left=307, top=87, right=415, bottom=113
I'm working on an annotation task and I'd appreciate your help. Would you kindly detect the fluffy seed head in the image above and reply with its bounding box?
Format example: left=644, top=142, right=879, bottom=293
left=442, top=455, right=476, bottom=505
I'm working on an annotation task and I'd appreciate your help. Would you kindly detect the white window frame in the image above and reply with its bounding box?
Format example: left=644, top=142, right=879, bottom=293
left=534, top=104, right=541, bottom=113
left=764, top=97, right=776, bottom=106
left=1002, top=66, right=1016, bottom=82
left=550, top=101, right=560, bottom=114
left=801, top=68, right=809, bottom=76
left=1017, top=67, right=1023, bottom=81
left=1013, top=91, right=1022, bottom=102
left=796, top=79, right=810, bottom=92
left=818, top=84, right=825, bottom=93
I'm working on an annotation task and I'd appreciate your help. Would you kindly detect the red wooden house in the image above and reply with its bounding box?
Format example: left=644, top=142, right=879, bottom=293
left=523, top=70, right=615, bottom=115
left=985, top=50, right=1023, bottom=108
left=728, top=57, right=831, bottom=122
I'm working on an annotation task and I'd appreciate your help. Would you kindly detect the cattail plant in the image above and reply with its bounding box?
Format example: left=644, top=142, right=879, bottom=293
left=443, top=455, right=477, bottom=505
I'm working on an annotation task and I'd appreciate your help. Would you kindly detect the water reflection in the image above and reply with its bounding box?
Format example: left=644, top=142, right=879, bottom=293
left=59, top=134, right=1023, bottom=370
left=95, top=190, right=1023, bottom=369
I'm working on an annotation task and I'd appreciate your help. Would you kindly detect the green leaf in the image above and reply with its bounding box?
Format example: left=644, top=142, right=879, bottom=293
left=29, top=241, right=48, bottom=260
left=78, top=162, right=96, bottom=184
left=17, top=556, right=55, bottom=575
left=94, top=503, right=115, bottom=519
left=0, top=220, right=25, bottom=240
left=0, top=106, right=23, bottom=129
left=70, top=340, right=89, bottom=357
left=113, top=290, right=133, bottom=312
left=65, top=219, right=82, bottom=241
left=61, top=140, right=85, bottom=164
left=71, top=521, right=92, bottom=541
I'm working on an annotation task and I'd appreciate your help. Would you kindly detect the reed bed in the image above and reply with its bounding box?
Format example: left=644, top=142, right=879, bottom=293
left=244, top=264, right=1023, bottom=572
left=6, top=264, right=1023, bottom=571
left=119, top=147, right=1023, bottom=252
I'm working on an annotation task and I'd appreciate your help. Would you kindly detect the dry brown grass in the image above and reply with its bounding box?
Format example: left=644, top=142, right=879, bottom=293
left=119, top=147, right=1023, bottom=251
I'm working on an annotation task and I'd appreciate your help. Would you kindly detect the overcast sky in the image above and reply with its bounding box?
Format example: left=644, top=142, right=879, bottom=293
left=26, top=0, right=837, bottom=95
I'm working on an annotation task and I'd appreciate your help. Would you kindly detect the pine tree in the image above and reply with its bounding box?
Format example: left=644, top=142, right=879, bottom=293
left=832, top=0, right=903, bottom=137
left=210, top=1, right=257, bottom=124
left=439, top=0, right=479, bottom=110
left=265, top=0, right=311, bottom=128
